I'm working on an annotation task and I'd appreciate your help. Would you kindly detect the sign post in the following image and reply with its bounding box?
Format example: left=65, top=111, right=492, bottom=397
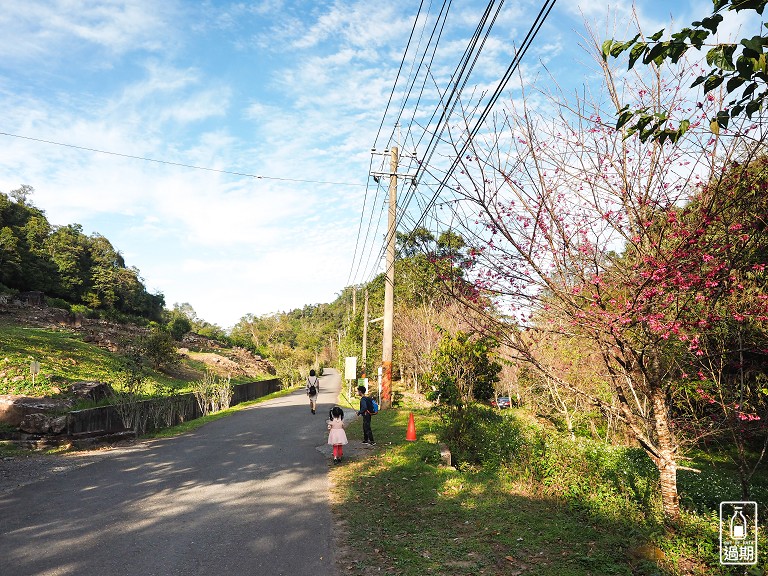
left=344, top=356, right=357, bottom=398
left=30, top=360, right=40, bottom=387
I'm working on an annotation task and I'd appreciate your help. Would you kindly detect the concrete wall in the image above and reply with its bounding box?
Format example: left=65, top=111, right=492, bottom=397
left=66, top=378, right=282, bottom=436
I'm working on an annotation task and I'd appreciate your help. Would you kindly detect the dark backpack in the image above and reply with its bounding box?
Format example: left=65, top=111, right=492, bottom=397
left=308, top=377, right=318, bottom=395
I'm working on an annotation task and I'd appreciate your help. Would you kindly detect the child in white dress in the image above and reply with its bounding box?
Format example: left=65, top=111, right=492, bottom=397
left=327, top=406, right=348, bottom=464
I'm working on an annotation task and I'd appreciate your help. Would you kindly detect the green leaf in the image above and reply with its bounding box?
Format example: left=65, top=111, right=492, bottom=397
left=645, top=41, right=669, bottom=65
left=668, top=42, right=689, bottom=63
left=742, top=82, right=757, bottom=98
left=629, top=42, right=647, bottom=68
left=733, top=0, right=768, bottom=14
left=743, top=81, right=759, bottom=97
left=741, top=35, right=764, bottom=55
left=726, top=75, right=747, bottom=92
left=703, top=74, right=725, bottom=92
left=616, top=109, right=635, bottom=130
left=707, top=45, right=736, bottom=70
left=746, top=99, right=762, bottom=117
left=601, top=39, right=613, bottom=60
left=688, top=29, right=710, bottom=50
left=699, top=14, right=724, bottom=33
left=649, top=29, right=665, bottom=42
left=691, top=74, right=707, bottom=88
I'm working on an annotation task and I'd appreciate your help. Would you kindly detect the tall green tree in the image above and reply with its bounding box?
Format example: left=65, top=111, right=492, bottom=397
left=424, top=330, right=500, bottom=410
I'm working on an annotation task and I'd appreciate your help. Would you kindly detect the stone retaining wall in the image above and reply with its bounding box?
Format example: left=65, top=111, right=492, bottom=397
left=66, top=378, right=281, bottom=435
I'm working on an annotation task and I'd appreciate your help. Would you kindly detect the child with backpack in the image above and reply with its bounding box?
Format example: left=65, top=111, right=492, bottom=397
left=356, top=385, right=376, bottom=445
left=327, top=406, right=348, bottom=463
left=307, top=369, right=320, bottom=414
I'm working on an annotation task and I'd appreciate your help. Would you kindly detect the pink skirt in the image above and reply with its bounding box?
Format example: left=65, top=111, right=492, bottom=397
left=328, top=428, right=348, bottom=445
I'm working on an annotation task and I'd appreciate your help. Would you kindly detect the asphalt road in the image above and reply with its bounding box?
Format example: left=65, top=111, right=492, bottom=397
left=0, top=369, right=345, bottom=576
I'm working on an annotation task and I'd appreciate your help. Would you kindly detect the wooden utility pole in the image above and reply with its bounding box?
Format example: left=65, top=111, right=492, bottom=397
left=370, top=141, right=417, bottom=408
left=381, top=146, right=398, bottom=406
left=362, top=289, right=369, bottom=374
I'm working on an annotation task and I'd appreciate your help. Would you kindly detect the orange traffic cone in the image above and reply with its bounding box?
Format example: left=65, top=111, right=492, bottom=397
left=406, top=412, right=417, bottom=441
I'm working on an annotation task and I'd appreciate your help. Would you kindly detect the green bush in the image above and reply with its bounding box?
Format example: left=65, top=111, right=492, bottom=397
left=438, top=404, right=529, bottom=469
left=70, top=304, right=97, bottom=318
left=436, top=405, right=661, bottom=523
left=45, top=297, right=71, bottom=310
left=139, top=330, right=180, bottom=369
left=166, top=316, right=192, bottom=341
left=523, top=430, right=660, bottom=523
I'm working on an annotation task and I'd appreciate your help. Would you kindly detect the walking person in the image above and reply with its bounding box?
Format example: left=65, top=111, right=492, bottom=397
left=307, top=369, right=320, bottom=414
left=356, top=385, right=376, bottom=445
left=327, top=406, right=348, bottom=464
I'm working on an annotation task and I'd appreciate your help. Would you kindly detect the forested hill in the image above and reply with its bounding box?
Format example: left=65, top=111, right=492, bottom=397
left=0, top=186, right=164, bottom=321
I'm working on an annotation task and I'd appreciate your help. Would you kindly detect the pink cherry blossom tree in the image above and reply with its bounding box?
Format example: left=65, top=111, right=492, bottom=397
left=435, top=24, right=767, bottom=524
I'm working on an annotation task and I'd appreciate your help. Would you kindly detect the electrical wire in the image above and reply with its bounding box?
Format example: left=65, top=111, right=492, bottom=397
left=354, top=0, right=498, bottom=284
left=345, top=0, right=430, bottom=287
left=363, top=0, right=506, bottom=283
left=396, top=0, right=558, bottom=269
left=0, top=130, right=366, bottom=187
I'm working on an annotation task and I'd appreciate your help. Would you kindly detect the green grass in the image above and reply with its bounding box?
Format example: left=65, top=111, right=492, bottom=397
left=0, top=320, right=260, bottom=398
left=0, top=322, right=123, bottom=395
left=678, top=448, right=768, bottom=514
left=331, top=399, right=768, bottom=576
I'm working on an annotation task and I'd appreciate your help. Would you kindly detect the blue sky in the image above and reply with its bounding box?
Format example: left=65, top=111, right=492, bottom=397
left=0, top=0, right=751, bottom=328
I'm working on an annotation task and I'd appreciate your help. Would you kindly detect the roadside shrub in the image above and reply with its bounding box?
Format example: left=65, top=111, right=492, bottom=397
left=528, top=430, right=660, bottom=523
left=436, top=404, right=661, bottom=523
left=140, top=330, right=180, bottom=369
left=112, top=345, right=150, bottom=434
left=438, top=404, right=529, bottom=469
left=70, top=304, right=97, bottom=318
left=192, top=371, right=233, bottom=416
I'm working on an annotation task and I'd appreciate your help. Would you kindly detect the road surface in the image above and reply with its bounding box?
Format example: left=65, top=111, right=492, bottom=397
left=0, top=369, right=346, bottom=576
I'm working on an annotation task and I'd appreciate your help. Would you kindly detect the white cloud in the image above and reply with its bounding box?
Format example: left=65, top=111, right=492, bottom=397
left=0, top=0, right=177, bottom=63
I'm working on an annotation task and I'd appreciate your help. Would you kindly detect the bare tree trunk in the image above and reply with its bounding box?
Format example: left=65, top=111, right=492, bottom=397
left=651, top=386, right=681, bottom=525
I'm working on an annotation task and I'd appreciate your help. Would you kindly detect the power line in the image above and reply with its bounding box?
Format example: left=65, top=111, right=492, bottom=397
left=362, top=0, right=505, bottom=284
left=346, top=0, right=438, bottom=286
left=353, top=0, right=501, bottom=285
left=0, top=131, right=366, bottom=187
left=398, top=0, right=558, bottom=262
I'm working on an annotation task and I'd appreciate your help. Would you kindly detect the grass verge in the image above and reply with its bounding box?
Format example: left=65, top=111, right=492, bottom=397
left=330, top=400, right=767, bottom=576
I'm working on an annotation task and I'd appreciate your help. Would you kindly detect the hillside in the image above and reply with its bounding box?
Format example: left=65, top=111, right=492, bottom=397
left=0, top=300, right=275, bottom=401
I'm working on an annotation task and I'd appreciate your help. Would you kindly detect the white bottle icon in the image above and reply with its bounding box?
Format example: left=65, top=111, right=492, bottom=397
left=730, top=506, right=747, bottom=540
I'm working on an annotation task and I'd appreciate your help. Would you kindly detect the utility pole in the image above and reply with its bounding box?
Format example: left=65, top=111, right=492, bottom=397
left=362, top=289, right=369, bottom=374
left=370, top=142, right=418, bottom=407
left=381, top=147, right=397, bottom=406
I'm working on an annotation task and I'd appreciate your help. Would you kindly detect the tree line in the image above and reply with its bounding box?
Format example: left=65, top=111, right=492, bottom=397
left=0, top=185, right=164, bottom=321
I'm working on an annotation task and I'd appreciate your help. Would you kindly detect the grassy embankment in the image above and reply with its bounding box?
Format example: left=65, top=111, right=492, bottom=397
left=0, top=319, right=289, bottom=455
left=331, top=393, right=768, bottom=576
left=0, top=321, right=259, bottom=400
